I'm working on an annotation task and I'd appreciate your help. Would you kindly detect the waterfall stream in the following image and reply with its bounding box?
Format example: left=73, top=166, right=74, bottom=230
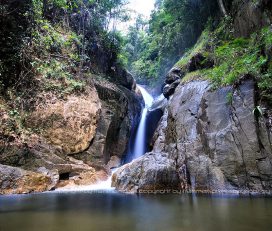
left=88, top=85, right=154, bottom=191
left=131, top=85, right=153, bottom=159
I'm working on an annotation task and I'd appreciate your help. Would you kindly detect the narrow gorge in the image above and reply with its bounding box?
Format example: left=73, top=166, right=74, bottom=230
left=0, top=0, right=271, bottom=195
left=1, top=0, right=272, bottom=231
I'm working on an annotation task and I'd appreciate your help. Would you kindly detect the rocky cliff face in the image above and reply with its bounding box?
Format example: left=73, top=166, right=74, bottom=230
left=0, top=0, right=143, bottom=194
left=231, top=0, right=272, bottom=37
left=113, top=79, right=272, bottom=193
left=111, top=0, right=270, bottom=194
left=73, top=77, right=142, bottom=167
left=0, top=74, right=142, bottom=194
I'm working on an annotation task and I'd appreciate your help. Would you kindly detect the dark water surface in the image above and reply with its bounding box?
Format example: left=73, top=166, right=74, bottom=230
left=0, top=191, right=271, bottom=231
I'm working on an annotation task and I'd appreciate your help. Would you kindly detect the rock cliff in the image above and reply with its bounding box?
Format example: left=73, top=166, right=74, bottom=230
left=113, top=79, right=272, bottom=193
left=0, top=0, right=143, bottom=194
left=0, top=75, right=142, bottom=194
left=111, top=0, right=271, bottom=194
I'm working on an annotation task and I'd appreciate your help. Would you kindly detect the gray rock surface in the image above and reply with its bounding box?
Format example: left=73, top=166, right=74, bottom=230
left=163, top=80, right=180, bottom=98
left=165, top=67, right=184, bottom=84
left=112, top=151, right=182, bottom=193
left=113, top=80, right=272, bottom=193
left=232, top=0, right=272, bottom=37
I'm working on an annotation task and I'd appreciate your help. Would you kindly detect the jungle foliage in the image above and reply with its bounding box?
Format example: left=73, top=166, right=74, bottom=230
left=121, top=0, right=220, bottom=85
left=0, top=0, right=128, bottom=95
left=177, top=22, right=272, bottom=104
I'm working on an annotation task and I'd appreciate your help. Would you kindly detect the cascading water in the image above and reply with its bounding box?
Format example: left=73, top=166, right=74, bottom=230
left=131, top=85, right=153, bottom=159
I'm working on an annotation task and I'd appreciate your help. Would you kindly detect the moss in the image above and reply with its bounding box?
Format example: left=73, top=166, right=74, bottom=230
left=226, top=92, right=233, bottom=105
left=205, top=35, right=268, bottom=88
left=181, top=70, right=207, bottom=83
left=214, top=27, right=272, bottom=103
left=27, top=17, right=89, bottom=97
left=262, top=26, right=272, bottom=49
left=174, top=23, right=272, bottom=104
left=43, top=77, right=85, bottom=95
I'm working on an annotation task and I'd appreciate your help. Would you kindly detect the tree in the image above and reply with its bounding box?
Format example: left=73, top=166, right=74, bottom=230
left=121, top=0, right=220, bottom=85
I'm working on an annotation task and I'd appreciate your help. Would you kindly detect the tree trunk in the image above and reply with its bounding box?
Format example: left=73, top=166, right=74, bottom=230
left=217, top=0, right=227, bottom=16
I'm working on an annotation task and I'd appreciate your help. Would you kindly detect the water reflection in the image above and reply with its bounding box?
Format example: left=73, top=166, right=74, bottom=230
left=0, top=193, right=271, bottom=231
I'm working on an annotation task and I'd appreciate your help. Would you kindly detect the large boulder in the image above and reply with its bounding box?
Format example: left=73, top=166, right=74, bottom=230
left=163, top=80, right=180, bottom=98
left=112, top=152, right=182, bottom=193
left=111, top=66, right=136, bottom=91
left=0, top=164, right=53, bottom=195
left=24, top=87, right=101, bottom=156
left=0, top=76, right=142, bottom=194
left=0, top=137, right=110, bottom=193
left=73, top=78, right=142, bottom=166
left=165, top=67, right=184, bottom=84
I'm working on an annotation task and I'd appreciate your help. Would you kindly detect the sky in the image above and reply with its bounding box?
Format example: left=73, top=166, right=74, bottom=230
left=127, top=0, right=155, bottom=17
left=114, top=0, right=155, bottom=32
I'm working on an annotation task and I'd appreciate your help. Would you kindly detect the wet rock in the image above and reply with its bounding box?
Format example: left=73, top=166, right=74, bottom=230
left=163, top=80, right=180, bottom=98
left=73, top=169, right=108, bottom=185
left=106, top=155, right=121, bottom=169
left=149, top=94, right=168, bottom=112
left=0, top=164, right=53, bottom=195
left=112, top=152, right=182, bottom=193
left=0, top=135, right=110, bottom=193
left=165, top=67, right=184, bottom=84
left=146, top=94, right=167, bottom=150
left=56, top=168, right=108, bottom=189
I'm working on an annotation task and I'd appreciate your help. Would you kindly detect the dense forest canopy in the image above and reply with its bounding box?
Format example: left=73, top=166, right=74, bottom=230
left=121, top=0, right=220, bottom=85
left=0, top=0, right=237, bottom=91
left=1, top=0, right=271, bottom=96
left=0, top=0, right=128, bottom=95
left=118, top=0, right=271, bottom=107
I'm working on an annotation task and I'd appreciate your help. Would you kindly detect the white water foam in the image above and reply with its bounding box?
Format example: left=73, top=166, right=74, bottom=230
left=55, top=169, right=118, bottom=192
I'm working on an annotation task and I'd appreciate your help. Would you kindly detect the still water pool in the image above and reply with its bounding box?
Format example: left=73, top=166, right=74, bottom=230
left=0, top=191, right=271, bottom=231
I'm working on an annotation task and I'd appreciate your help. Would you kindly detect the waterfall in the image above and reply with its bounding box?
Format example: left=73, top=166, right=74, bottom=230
left=131, top=85, right=153, bottom=160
